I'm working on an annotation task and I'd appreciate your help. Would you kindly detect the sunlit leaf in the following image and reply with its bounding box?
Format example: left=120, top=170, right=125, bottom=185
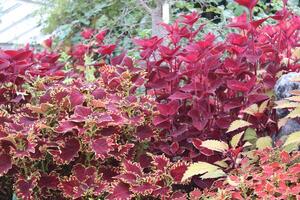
left=256, top=136, right=272, bottom=150
left=227, top=120, right=252, bottom=133
left=181, top=162, right=221, bottom=182
left=201, top=140, right=229, bottom=153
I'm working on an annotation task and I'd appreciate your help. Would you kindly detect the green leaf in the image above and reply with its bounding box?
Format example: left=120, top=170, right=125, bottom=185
left=201, top=140, right=229, bottom=153
left=256, top=136, right=273, bottom=150
left=200, top=169, right=226, bottom=179
left=230, top=132, right=244, bottom=148
left=287, top=107, right=300, bottom=118
left=182, top=162, right=221, bottom=182
left=243, top=128, right=257, bottom=143
left=282, top=131, right=300, bottom=147
left=227, top=120, right=252, bottom=133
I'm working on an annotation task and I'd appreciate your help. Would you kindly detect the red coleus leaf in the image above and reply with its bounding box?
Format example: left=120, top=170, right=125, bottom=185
left=170, top=162, right=188, bottom=183
left=42, top=37, right=52, bottom=48
left=227, top=76, right=256, bottom=92
left=0, top=153, right=12, bottom=176
left=81, top=28, right=94, bottom=39
left=95, top=30, right=107, bottom=44
left=228, top=12, right=249, bottom=30
left=136, top=125, right=153, bottom=140
left=73, top=164, right=97, bottom=182
left=15, top=176, right=38, bottom=200
left=133, top=36, right=162, bottom=50
left=235, top=0, right=258, bottom=11
left=151, top=154, right=170, bottom=173
left=168, top=91, right=192, bottom=100
left=131, top=182, right=159, bottom=195
left=49, top=138, right=80, bottom=164
left=180, top=12, right=199, bottom=26
left=91, top=137, right=114, bottom=160
left=55, top=120, right=78, bottom=133
left=69, top=89, right=84, bottom=108
left=191, top=138, right=202, bottom=150
left=98, top=44, right=116, bottom=56
left=107, top=182, right=132, bottom=200
left=157, top=100, right=180, bottom=116
left=59, top=178, right=83, bottom=199
left=115, top=173, right=137, bottom=185
left=123, top=160, right=143, bottom=177
left=38, top=173, right=59, bottom=189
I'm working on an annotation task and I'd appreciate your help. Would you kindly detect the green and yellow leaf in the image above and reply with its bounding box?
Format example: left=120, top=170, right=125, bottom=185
left=181, top=162, right=221, bottom=182
left=227, top=120, right=252, bottom=133
left=230, top=132, right=244, bottom=148
left=243, top=128, right=257, bottom=143
left=282, top=131, right=300, bottom=147
left=256, top=136, right=272, bottom=150
left=201, top=140, right=229, bottom=153
left=286, top=107, right=300, bottom=118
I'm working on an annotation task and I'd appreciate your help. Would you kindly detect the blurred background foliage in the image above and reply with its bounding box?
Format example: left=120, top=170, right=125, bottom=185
left=38, top=0, right=300, bottom=49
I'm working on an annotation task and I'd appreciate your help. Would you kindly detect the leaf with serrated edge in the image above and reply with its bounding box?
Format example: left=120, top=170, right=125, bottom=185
left=286, top=96, right=300, bottom=102
left=274, top=101, right=300, bottom=109
left=201, top=140, right=229, bottom=153
left=283, top=131, right=300, bottom=147
left=230, top=132, right=244, bottom=148
left=200, top=169, right=226, bottom=179
left=287, top=107, right=300, bottom=118
left=258, top=100, right=269, bottom=113
left=289, top=90, right=300, bottom=95
left=243, top=128, right=257, bottom=143
left=181, top=162, right=220, bottom=182
left=227, top=120, right=252, bottom=133
left=242, top=104, right=258, bottom=115
left=256, top=136, right=272, bottom=150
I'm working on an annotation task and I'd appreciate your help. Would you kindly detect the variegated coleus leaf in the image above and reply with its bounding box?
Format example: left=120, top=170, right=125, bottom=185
left=59, top=164, right=108, bottom=199
left=91, top=137, right=114, bottom=160
left=0, top=153, right=12, bottom=176
left=107, top=182, right=132, bottom=200
left=48, top=138, right=80, bottom=164
left=15, top=175, right=38, bottom=200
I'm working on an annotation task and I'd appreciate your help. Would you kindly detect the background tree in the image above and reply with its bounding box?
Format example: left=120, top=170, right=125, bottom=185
left=38, top=0, right=300, bottom=49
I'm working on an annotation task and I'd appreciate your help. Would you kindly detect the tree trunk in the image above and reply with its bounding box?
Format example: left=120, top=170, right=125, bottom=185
left=138, top=0, right=169, bottom=37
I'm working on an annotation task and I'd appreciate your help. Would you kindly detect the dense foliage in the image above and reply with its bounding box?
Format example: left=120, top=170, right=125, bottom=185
left=0, top=0, right=300, bottom=199
left=38, top=0, right=300, bottom=49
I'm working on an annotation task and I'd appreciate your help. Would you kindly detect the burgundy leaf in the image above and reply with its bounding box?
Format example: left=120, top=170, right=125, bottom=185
left=107, top=182, right=132, bottom=200
left=69, top=89, right=84, bottom=108
left=91, top=138, right=114, bottom=160
left=0, top=153, right=12, bottom=176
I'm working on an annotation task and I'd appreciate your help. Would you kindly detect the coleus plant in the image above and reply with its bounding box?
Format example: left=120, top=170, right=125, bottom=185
left=0, top=0, right=300, bottom=199
left=133, top=0, right=300, bottom=189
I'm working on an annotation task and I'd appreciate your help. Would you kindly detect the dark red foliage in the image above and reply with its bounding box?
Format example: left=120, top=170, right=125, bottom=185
left=0, top=2, right=299, bottom=199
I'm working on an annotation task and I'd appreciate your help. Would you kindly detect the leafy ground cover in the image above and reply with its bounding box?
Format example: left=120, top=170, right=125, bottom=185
left=0, top=0, right=300, bottom=199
